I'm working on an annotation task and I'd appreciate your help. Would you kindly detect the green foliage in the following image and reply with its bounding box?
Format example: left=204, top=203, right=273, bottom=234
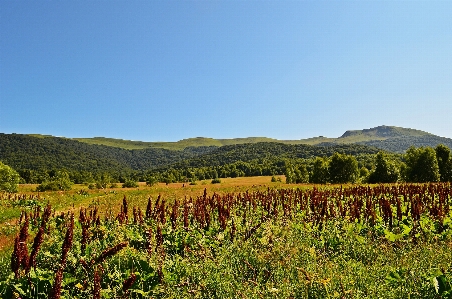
left=285, top=162, right=309, bottom=184
left=36, top=170, right=73, bottom=191
left=3, top=184, right=452, bottom=298
left=0, top=161, right=20, bottom=193
left=328, top=153, right=359, bottom=184
left=145, top=175, right=159, bottom=187
left=368, top=151, right=400, bottom=183
left=310, top=157, right=329, bottom=184
left=211, top=178, right=221, bottom=184
left=122, top=179, right=139, bottom=188
left=436, top=144, right=452, bottom=182
left=404, top=146, right=440, bottom=183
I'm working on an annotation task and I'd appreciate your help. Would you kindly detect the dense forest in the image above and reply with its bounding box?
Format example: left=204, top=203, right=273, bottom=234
left=0, top=133, right=382, bottom=184
left=2, top=133, right=452, bottom=190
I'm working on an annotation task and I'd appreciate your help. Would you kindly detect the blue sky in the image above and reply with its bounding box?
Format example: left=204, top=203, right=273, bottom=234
left=1, top=1, right=452, bottom=141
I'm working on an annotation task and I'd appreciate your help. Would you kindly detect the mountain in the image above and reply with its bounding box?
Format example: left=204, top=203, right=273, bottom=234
left=338, top=126, right=432, bottom=141
left=2, top=126, right=450, bottom=183
left=0, top=133, right=380, bottom=177
left=73, top=136, right=286, bottom=150
left=70, top=125, right=451, bottom=153
left=314, top=126, right=452, bottom=153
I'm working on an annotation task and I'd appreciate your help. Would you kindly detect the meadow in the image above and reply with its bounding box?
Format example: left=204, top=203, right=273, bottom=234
left=1, top=177, right=452, bottom=298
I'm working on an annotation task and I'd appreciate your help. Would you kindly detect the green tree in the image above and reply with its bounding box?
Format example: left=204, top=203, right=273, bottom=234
left=359, top=167, right=370, bottom=183
left=368, top=151, right=399, bottom=183
left=329, top=153, right=359, bottom=184
left=284, top=161, right=295, bottom=184
left=0, top=161, right=20, bottom=193
left=122, top=179, right=139, bottom=188
left=37, top=170, right=73, bottom=191
left=310, top=157, right=329, bottom=184
left=146, top=175, right=159, bottom=187
left=435, top=144, right=452, bottom=182
left=294, top=164, right=309, bottom=183
left=404, top=146, right=440, bottom=183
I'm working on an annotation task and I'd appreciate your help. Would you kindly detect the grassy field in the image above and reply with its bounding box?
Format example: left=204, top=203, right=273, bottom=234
left=1, top=177, right=452, bottom=298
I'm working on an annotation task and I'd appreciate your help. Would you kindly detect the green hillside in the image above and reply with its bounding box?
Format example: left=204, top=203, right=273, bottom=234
left=70, top=125, right=445, bottom=153
left=73, top=136, right=284, bottom=150
left=0, top=134, right=383, bottom=182
left=336, top=126, right=432, bottom=142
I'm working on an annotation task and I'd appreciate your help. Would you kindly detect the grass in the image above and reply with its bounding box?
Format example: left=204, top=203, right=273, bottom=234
left=1, top=178, right=452, bottom=298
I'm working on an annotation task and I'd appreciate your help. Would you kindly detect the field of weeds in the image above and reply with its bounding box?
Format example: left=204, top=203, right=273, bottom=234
left=1, top=178, right=452, bottom=298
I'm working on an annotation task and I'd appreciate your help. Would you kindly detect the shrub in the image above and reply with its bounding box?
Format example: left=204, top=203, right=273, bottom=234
left=211, top=178, right=221, bottom=184
left=0, top=162, right=20, bottom=193
left=146, top=176, right=159, bottom=187
left=122, top=180, right=139, bottom=188
left=36, top=170, right=73, bottom=191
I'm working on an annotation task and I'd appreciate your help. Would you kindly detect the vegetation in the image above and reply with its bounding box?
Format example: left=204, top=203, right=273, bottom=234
left=404, top=146, right=440, bottom=183
left=72, top=126, right=452, bottom=154
left=2, top=182, right=452, bottom=298
left=5, top=132, right=452, bottom=187
left=0, top=161, right=20, bottom=193
left=328, top=152, right=359, bottom=184
left=36, top=170, right=74, bottom=191
left=368, top=151, right=400, bottom=183
left=3, top=128, right=452, bottom=297
left=122, top=179, right=139, bottom=188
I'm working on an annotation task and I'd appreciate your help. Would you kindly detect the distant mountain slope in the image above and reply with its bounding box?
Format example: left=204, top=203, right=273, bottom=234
left=0, top=134, right=207, bottom=173
left=339, top=126, right=432, bottom=140
left=357, top=135, right=452, bottom=153
left=70, top=125, right=450, bottom=153
left=315, top=126, right=450, bottom=153
left=0, top=134, right=381, bottom=175
left=73, top=136, right=285, bottom=150
left=159, top=142, right=383, bottom=170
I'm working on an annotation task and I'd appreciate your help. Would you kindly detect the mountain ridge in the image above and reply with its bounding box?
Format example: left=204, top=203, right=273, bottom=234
left=69, top=125, right=447, bottom=152
left=15, top=125, right=452, bottom=153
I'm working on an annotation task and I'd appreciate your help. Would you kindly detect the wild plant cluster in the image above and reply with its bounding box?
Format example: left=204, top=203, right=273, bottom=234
left=2, top=184, right=452, bottom=298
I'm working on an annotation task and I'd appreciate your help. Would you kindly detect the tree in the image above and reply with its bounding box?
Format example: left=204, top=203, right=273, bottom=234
left=0, top=161, right=20, bottom=193
left=404, top=146, right=439, bottom=183
left=328, top=153, right=359, bottom=184
left=294, top=164, right=309, bottom=183
left=368, top=151, right=399, bottom=183
left=359, top=167, right=370, bottom=183
left=435, top=144, right=452, bottom=182
left=123, top=179, right=139, bottom=188
left=285, top=166, right=294, bottom=184
left=146, top=175, right=159, bottom=187
left=37, top=170, right=73, bottom=191
left=310, top=157, right=329, bottom=184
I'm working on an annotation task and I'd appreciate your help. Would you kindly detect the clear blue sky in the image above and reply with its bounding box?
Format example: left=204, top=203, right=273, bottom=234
left=1, top=1, right=452, bottom=141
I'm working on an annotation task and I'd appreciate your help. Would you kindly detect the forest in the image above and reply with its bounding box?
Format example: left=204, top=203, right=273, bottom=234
left=1, top=133, right=452, bottom=192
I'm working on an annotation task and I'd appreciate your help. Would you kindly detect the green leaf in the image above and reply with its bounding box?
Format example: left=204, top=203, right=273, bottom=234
left=433, top=275, right=451, bottom=295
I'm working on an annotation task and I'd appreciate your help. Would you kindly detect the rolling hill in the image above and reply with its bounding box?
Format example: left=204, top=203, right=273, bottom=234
left=71, top=125, right=452, bottom=153
left=0, top=133, right=381, bottom=176
left=2, top=126, right=451, bottom=183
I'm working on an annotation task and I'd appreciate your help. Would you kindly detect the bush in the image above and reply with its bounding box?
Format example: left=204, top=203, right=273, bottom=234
left=122, top=180, right=139, bottom=188
left=146, top=176, right=159, bottom=187
left=0, top=162, right=20, bottom=193
left=36, top=170, right=73, bottom=191
left=211, top=178, right=221, bottom=184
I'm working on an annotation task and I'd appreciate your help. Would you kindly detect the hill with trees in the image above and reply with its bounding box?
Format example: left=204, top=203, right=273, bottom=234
left=0, top=133, right=383, bottom=183
left=317, top=126, right=452, bottom=153
left=69, top=125, right=452, bottom=153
